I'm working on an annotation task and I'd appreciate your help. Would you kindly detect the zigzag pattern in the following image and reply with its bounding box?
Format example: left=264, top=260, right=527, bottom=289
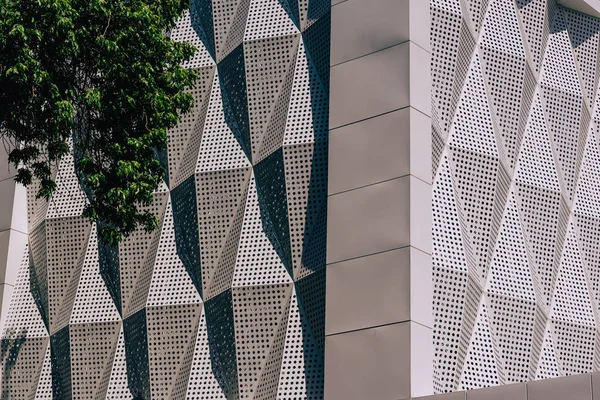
left=433, top=0, right=600, bottom=392
left=0, top=1, right=329, bottom=399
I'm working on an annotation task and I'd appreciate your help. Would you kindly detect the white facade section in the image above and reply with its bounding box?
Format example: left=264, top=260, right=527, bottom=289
left=432, top=0, right=600, bottom=393
left=0, top=146, right=27, bottom=335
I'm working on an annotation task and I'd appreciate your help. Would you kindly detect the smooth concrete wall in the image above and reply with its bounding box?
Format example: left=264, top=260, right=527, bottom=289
left=0, top=146, right=27, bottom=334
left=324, top=1, right=432, bottom=399
left=417, top=373, right=600, bottom=400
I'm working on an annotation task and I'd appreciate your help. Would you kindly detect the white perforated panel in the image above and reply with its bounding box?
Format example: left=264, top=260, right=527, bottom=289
left=433, top=0, right=600, bottom=392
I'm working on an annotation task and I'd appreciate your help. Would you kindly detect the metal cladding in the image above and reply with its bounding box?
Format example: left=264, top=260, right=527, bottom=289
left=432, top=0, right=600, bottom=393
left=0, top=1, right=330, bottom=398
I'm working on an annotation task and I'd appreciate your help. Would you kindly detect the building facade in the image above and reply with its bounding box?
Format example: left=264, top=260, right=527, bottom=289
left=5, top=0, right=600, bottom=399
left=1, top=1, right=330, bottom=399
left=432, top=0, right=600, bottom=393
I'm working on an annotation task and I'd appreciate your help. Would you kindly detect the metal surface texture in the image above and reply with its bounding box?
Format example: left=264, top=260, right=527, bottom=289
left=432, top=0, right=600, bottom=393
left=0, top=1, right=330, bottom=398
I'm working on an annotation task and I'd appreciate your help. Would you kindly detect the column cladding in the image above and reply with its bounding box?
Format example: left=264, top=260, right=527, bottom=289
left=0, top=146, right=27, bottom=336
left=0, top=1, right=330, bottom=399
left=324, top=0, right=432, bottom=399
left=432, top=0, right=600, bottom=393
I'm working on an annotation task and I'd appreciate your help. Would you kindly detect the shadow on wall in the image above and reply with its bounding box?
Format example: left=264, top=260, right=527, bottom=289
left=177, top=0, right=332, bottom=397
left=298, top=9, right=330, bottom=398
left=1, top=328, right=27, bottom=400
left=516, top=0, right=535, bottom=8
left=301, top=8, right=330, bottom=275
left=552, top=2, right=598, bottom=47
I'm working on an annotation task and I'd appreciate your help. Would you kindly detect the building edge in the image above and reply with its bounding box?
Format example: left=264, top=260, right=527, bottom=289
left=0, top=146, right=28, bottom=335
left=324, top=1, right=433, bottom=399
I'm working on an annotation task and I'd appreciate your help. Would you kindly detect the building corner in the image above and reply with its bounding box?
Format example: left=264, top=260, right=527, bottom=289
left=324, top=1, right=433, bottom=399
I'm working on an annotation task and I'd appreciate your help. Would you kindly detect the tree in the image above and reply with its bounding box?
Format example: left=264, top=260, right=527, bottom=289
left=0, top=0, right=198, bottom=244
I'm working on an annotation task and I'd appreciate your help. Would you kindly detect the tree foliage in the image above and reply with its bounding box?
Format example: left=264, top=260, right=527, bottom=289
left=0, top=0, right=198, bottom=244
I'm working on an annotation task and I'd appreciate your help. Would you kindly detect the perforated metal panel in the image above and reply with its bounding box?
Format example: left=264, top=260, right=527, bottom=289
left=1, top=1, right=329, bottom=398
left=433, top=0, right=600, bottom=392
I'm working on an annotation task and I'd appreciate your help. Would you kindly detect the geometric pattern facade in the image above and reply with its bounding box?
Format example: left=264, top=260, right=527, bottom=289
left=0, top=1, right=329, bottom=398
left=432, top=0, right=600, bottom=393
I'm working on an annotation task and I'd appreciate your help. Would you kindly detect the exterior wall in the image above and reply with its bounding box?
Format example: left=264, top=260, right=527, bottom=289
left=0, top=1, right=330, bottom=399
left=432, top=0, right=600, bottom=393
left=0, top=147, right=27, bottom=335
left=324, top=0, right=432, bottom=399
left=418, top=373, right=600, bottom=400
left=6, top=0, right=600, bottom=399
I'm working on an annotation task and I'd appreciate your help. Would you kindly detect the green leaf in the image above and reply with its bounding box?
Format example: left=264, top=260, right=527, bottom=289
left=0, top=0, right=197, bottom=242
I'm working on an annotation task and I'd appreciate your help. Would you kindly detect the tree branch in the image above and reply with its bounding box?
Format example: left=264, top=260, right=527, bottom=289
left=102, top=14, right=112, bottom=37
